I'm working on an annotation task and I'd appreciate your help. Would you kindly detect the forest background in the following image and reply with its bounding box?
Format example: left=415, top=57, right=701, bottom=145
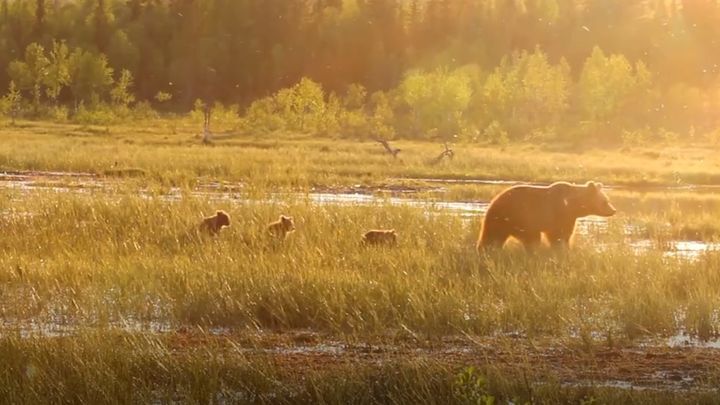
left=1, top=0, right=719, bottom=145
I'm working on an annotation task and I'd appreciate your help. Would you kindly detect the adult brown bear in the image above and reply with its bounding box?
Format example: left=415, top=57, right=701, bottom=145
left=477, top=181, right=616, bottom=251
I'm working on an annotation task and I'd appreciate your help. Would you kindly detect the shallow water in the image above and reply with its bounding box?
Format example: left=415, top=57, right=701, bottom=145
left=0, top=318, right=174, bottom=338
left=306, top=192, right=488, bottom=218
left=1, top=170, right=718, bottom=259
left=628, top=240, right=720, bottom=260
left=0, top=171, right=104, bottom=193
left=399, top=177, right=720, bottom=192
left=666, top=333, right=720, bottom=349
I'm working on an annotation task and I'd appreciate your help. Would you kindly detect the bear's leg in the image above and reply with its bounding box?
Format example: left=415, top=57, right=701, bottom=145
left=477, top=224, right=510, bottom=251
left=546, top=221, right=575, bottom=248
left=545, top=231, right=565, bottom=247
left=516, top=231, right=542, bottom=252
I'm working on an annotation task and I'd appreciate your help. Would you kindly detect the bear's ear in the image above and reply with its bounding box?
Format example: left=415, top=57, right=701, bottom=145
left=586, top=181, right=599, bottom=190
left=390, top=229, right=396, bottom=234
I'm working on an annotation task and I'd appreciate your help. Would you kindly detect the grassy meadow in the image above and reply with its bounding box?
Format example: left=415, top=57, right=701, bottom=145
left=2, top=120, right=720, bottom=402
left=3, top=119, right=720, bottom=190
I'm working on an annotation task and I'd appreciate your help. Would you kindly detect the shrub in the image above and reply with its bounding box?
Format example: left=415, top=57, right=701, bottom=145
left=72, top=103, right=119, bottom=125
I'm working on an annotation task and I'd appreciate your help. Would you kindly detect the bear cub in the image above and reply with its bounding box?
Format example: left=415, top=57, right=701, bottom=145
left=267, top=215, right=295, bottom=239
left=361, top=229, right=398, bottom=246
left=199, top=210, right=231, bottom=235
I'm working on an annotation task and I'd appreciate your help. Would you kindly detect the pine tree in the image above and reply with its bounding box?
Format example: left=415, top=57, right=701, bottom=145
left=2, top=0, right=9, bottom=23
left=33, top=0, right=45, bottom=41
left=94, top=0, right=111, bottom=52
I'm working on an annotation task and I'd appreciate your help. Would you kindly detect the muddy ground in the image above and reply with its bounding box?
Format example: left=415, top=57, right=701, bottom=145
left=157, top=330, right=720, bottom=392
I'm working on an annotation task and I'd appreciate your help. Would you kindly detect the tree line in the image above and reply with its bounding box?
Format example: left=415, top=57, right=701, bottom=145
left=1, top=0, right=720, bottom=143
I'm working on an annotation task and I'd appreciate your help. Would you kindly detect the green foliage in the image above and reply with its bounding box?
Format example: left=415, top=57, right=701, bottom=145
left=482, top=120, right=509, bottom=145
left=131, top=101, right=159, bottom=120
left=367, top=90, right=396, bottom=140
left=46, top=105, right=69, bottom=122
left=577, top=47, right=653, bottom=129
left=325, top=84, right=370, bottom=137
left=154, top=91, right=172, bottom=104
left=68, top=49, right=114, bottom=107
left=478, top=48, right=570, bottom=138
left=189, top=100, right=240, bottom=131
left=244, top=78, right=328, bottom=134
left=110, top=69, right=135, bottom=108
left=7, top=42, right=49, bottom=112
left=0, top=92, right=6, bottom=117
left=242, top=96, right=285, bottom=133
left=44, top=40, right=71, bottom=104
left=72, top=102, right=120, bottom=125
left=453, top=367, right=495, bottom=405
left=283, top=78, right=327, bottom=133
left=0, top=1, right=720, bottom=142
left=1, top=81, right=23, bottom=123
left=343, top=83, right=367, bottom=110
left=400, top=67, right=472, bottom=139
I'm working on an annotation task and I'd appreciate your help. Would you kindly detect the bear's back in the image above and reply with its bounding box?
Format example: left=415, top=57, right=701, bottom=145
left=490, top=184, right=553, bottom=210
left=486, top=184, right=565, bottom=229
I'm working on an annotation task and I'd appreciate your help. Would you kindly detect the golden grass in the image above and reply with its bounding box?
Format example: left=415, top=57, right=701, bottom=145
left=3, top=119, right=720, bottom=190
left=1, top=189, right=719, bottom=340
left=3, top=120, right=720, bottom=401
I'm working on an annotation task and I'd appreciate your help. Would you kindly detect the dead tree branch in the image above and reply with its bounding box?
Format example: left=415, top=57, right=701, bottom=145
left=375, top=138, right=401, bottom=158
left=429, top=142, right=455, bottom=165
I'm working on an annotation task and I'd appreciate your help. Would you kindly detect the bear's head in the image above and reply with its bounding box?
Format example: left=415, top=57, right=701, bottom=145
left=570, top=182, right=616, bottom=217
left=280, top=215, right=295, bottom=231
left=216, top=211, right=231, bottom=227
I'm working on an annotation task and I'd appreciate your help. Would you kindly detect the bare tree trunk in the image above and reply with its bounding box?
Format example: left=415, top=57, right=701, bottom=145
left=202, top=103, right=212, bottom=144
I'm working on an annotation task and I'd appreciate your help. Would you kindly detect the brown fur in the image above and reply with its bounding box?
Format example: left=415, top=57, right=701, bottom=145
left=267, top=215, right=295, bottom=239
left=199, top=210, right=231, bottom=235
left=362, top=229, right=398, bottom=246
left=477, top=181, right=616, bottom=251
